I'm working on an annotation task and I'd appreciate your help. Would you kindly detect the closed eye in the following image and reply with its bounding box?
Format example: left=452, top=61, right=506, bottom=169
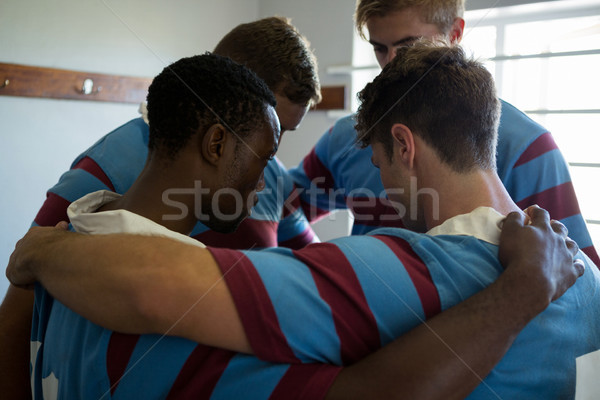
left=373, top=45, right=387, bottom=54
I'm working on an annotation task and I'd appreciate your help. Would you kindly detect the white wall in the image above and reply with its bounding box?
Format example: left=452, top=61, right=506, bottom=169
left=0, top=0, right=259, bottom=297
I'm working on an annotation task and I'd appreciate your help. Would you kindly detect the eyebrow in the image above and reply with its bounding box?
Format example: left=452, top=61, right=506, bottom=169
left=369, top=36, right=421, bottom=48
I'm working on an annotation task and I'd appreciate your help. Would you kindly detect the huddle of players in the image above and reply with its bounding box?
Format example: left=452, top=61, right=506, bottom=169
left=3, top=1, right=599, bottom=399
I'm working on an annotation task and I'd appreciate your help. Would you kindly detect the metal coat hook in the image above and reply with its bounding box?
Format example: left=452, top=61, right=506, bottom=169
left=78, top=78, right=101, bottom=95
left=0, top=79, right=8, bottom=88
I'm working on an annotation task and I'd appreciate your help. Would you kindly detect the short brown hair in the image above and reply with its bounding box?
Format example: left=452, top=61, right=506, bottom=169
left=214, top=16, right=321, bottom=106
left=355, top=0, right=465, bottom=40
left=356, top=39, right=500, bottom=173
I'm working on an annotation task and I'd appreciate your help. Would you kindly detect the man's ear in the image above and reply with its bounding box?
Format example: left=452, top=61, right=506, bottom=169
left=202, top=124, right=228, bottom=166
left=390, top=123, right=416, bottom=169
left=449, top=17, right=465, bottom=44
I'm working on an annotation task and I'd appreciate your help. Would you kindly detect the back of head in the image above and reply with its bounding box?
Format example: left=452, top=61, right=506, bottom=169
left=146, top=53, right=276, bottom=161
left=356, top=39, right=500, bottom=173
left=355, top=0, right=465, bottom=39
left=213, top=16, right=321, bottom=107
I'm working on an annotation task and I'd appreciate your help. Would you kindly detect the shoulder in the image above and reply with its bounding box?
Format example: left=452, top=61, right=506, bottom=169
left=72, top=118, right=149, bottom=166
left=498, top=99, right=547, bottom=139
left=329, top=114, right=358, bottom=138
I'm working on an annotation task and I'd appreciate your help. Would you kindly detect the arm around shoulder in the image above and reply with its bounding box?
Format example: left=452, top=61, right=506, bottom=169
left=6, top=227, right=252, bottom=354
left=325, top=207, right=584, bottom=400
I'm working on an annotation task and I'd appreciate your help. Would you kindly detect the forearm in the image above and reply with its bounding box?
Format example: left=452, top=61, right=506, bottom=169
left=14, top=229, right=249, bottom=353
left=27, top=231, right=156, bottom=334
left=326, top=268, right=546, bottom=400
left=0, top=286, right=34, bottom=400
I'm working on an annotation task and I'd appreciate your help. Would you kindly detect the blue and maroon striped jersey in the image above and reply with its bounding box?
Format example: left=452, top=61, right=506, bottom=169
left=31, top=287, right=340, bottom=399
left=289, top=100, right=599, bottom=266
left=30, top=192, right=339, bottom=399
left=32, top=118, right=317, bottom=250
left=211, top=226, right=600, bottom=399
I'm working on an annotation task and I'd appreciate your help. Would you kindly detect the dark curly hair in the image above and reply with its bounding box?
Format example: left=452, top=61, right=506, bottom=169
left=213, top=16, right=321, bottom=107
left=355, top=40, right=500, bottom=173
left=146, top=53, right=277, bottom=160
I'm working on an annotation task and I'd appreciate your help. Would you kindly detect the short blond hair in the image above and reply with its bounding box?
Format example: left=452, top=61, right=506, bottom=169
left=355, top=0, right=465, bottom=40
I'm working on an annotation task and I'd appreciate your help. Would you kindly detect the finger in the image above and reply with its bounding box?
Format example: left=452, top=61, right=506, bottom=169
left=565, top=237, right=579, bottom=257
left=522, top=206, right=536, bottom=224
left=574, top=259, right=586, bottom=277
left=499, top=211, right=526, bottom=232
left=550, top=219, right=568, bottom=238
left=12, top=237, right=23, bottom=252
left=526, top=205, right=550, bottom=227
left=55, top=221, right=69, bottom=230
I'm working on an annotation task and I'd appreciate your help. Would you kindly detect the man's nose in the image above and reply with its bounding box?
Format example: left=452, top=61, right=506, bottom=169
left=385, top=47, right=397, bottom=65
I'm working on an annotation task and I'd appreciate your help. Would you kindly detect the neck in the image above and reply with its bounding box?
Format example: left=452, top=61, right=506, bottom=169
left=99, top=158, right=202, bottom=235
left=421, top=166, right=522, bottom=231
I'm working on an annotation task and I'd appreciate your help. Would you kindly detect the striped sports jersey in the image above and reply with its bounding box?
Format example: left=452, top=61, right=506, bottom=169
left=289, top=100, right=600, bottom=265
left=32, top=118, right=316, bottom=250
left=211, top=208, right=600, bottom=399
left=30, top=191, right=339, bottom=399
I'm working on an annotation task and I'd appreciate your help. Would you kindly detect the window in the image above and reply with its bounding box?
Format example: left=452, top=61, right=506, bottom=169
left=461, top=0, right=600, bottom=249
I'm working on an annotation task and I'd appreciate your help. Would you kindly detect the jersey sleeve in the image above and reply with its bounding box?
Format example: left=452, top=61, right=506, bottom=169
left=109, top=338, right=340, bottom=400
left=32, top=156, right=116, bottom=227
left=271, top=159, right=320, bottom=249
left=496, top=101, right=599, bottom=265
left=266, top=363, right=341, bottom=400
left=288, top=123, right=350, bottom=222
left=31, top=119, right=149, bottom=228
left=208, top=233, right=436, bottom=366
left=205, top=358, right=340, bottom=400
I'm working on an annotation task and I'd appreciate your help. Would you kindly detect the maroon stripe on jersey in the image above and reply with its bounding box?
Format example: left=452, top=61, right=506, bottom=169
left=106, top=333, right=140, bottom=395
left=293, top=243, right=381, bottom=364
left=282, top=186, right=301, bottom=218
left=375, top=235, right=441, bottom=319
left=193, top=219, right=278, bottom=249
left=516, top=181, right=581, bottom=221
left=347, top=197, right=405, bottom=228
left=299, top=198, right=331, bottom=223
left=269, top=364, right=342, bottom=400
left=208, top=247, right=299, bottom=363
left=33, top=192, right=71, bottom=226
left=302, top=147, right=336, bottom=190
left=278, top=228, right=316, bottom=250
left=513, top=132, right=557, bottom=168
left=582, top=246, right=600, bottom=269
left=166, top=345, right=235, bottom=399
left=72, top=156, right=115, bottom=192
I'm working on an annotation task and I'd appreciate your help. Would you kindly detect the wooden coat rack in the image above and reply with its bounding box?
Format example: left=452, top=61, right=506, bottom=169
left=0, top=62, right=346, bottom=110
